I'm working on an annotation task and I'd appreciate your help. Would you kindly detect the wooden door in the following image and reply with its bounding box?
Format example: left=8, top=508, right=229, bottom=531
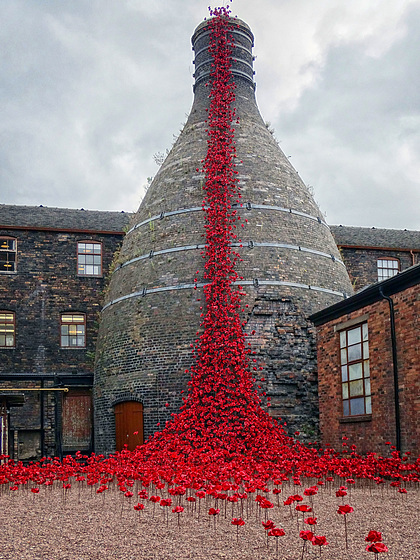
left=114, top=401, right=144, bottom=451
left=62, top=389, right=92, bottom=452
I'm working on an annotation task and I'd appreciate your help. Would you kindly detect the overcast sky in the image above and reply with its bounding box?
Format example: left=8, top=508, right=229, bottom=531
left=1, top=0, right=420, bottom=230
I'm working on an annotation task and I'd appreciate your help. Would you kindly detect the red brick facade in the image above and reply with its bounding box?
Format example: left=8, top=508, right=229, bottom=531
left=312, top=266, right=420, bottom=457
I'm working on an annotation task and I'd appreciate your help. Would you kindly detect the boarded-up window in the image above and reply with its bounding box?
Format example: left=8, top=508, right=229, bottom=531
left=114, top=401, right=144, bottom=451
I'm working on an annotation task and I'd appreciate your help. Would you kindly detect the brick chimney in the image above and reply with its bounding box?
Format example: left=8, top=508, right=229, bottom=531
left=94, top=17, right=353, bottom=453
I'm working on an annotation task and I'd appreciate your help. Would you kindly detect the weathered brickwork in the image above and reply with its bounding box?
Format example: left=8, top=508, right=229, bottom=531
left=0, top=214, right=125, bottom=460
left=313, top=269, right=420, bottom=457
left=330, top=225, right=420, bottom=291
left=338, top=247, right=414, bottom=291
left=94, top=18, right=353, bottom=454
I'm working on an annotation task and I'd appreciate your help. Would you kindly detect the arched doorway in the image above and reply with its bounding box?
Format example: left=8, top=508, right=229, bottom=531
left=114, top=401, right=144, bottom=451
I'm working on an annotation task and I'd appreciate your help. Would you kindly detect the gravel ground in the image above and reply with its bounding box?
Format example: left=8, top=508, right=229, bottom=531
left=0, top=483, right=419, bottom=560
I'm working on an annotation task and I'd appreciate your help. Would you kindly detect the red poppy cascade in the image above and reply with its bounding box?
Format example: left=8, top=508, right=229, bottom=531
left=140, top=5, right=292, bottom=467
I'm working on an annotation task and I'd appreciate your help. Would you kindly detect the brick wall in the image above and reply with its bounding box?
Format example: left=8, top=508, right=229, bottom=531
left=0, top=227, right=123, bottom=459
left=316, top=282, right=419, bottom=457
left=339, top=247, right=414, bottom=291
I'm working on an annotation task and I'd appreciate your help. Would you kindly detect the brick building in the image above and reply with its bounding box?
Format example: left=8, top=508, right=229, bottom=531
left=310, top=264, right=420, bottom=457
left=0, top=205, right=128, bottom=460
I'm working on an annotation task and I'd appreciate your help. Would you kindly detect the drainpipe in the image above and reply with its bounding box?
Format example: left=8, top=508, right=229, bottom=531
left=378, top=287, right=401, bottom=452
left=40, top=379, right=45, bottom=458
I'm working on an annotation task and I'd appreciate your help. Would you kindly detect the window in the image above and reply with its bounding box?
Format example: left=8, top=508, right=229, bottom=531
left=377, top=258, right=399, bottom=282
left=0, top=237, right=17, bottom=272
left=77, top=242, right=102, bottom=276
left=340, top=322, right=371, bottom=416
left=60, top=313, right=86, bottom=348
left=0, top=312, right=15, bottom=347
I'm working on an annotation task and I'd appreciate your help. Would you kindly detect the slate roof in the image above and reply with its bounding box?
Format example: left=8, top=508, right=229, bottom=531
left=330, top=225, right=420, bottom=250
left=0, top=204, right=132, bottom=233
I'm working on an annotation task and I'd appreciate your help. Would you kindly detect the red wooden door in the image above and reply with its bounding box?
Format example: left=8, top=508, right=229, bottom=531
left=114, top=401, right=144, bottom=451
left=62, top=389, right=92, bottom=451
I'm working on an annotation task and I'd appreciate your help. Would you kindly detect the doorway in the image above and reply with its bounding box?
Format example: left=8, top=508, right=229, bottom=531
left=114, top=401, right=144, bottom=451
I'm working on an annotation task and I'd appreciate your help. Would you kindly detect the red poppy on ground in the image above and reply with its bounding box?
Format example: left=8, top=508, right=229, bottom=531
left=366, top=542, right=389, bottom=553
left=300, top=530, right=314, bottom=541
left=337, top=504, right=354, bottom=514
left=312, top=535, right=328, bottom=546
left=172, top=506, right=184, bottom=513
left=268, top=528, right=285, bottom=537
left=304, top=517, right=317, bottom=526
left=365, top=530, right=382, bottom=543
left=296, top=504, right=312, bottom=513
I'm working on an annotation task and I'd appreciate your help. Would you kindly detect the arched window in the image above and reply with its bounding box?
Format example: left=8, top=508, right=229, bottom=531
left=77, top=241, right=102, bottom=276
left=0, top=237, right=17, bottom=273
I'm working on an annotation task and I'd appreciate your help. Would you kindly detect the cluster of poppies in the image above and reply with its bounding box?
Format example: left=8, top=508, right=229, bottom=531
left=129, top=4, right=296, bottom=469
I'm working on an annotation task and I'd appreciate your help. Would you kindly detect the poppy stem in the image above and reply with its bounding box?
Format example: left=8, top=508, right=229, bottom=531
left=344, top=514, right=348, bottom=549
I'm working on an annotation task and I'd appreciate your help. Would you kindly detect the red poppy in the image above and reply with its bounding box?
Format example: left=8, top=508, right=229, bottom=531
left=149, top=495, right=161, bottom=503
left=268, top=528, right=285, bottom=537
left=231, top=517, right=245, bottom=526
left=262, top=520, right=275, bottom=530
left=296, top=504, right=312, bottom=513
left=300, top=530, right=314, bottom=541
left=366, top=543, right=389, bottom=553
left=337, top=504, right=354, bottom=515
left=304, top=517, right=317, bottom=526
left=134, top=503, right=145, bottom=511
left=208, top=508, right=220, bottom=515
left=365, top=531, right=382, bottom=543
left=172, top=506, right=184, bottom=513
left=312, top=535, right=328, bottom=546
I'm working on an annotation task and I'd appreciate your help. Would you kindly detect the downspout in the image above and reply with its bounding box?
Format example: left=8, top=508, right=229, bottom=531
left=378, top=286, right=401, bottom=452
left=40, top=379, right=45, bottom=458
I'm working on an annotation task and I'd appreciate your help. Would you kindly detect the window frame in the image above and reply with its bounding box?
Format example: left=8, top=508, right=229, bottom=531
left=0, top=311, right=15, bottom=348
left=77, top=240, right=103, bottom=277
left=377, top=257, right=399, bottom=282
left=0, top=236, right=17, bottom=274
left=338, top=321, right=371, bottom=418
left=60, top=313, right=86, bottom=349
